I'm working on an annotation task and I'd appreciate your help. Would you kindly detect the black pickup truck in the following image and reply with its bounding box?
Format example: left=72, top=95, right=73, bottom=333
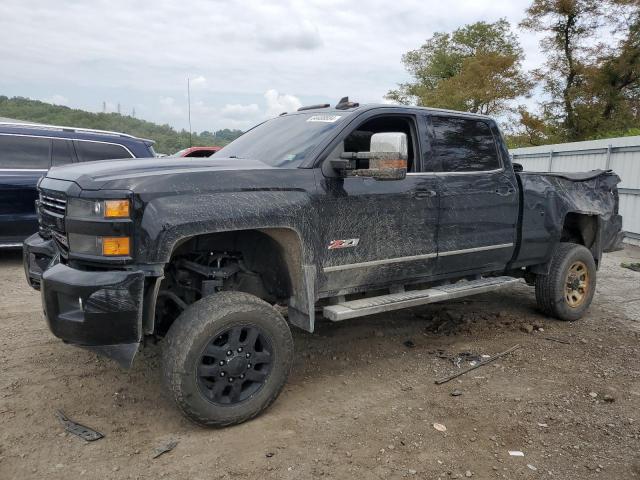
left=23, top=101, right=624, bottom=427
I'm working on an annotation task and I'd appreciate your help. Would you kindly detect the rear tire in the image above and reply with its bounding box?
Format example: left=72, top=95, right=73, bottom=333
left=535, top=242, right=596, bottom=321
left=162, top=291, right=293, bottom=427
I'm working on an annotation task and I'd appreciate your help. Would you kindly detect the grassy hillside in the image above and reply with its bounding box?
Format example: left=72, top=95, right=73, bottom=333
left=0, top=96, right=243, bottom=154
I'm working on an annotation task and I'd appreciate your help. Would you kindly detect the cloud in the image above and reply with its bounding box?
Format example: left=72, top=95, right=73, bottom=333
left=159, top=96, right=184, bottom=117
left=220, top=102, right=261, bottom=120
left=258, top=20, right=323, bottom=51
left=190, top=75, right=207, bottom=88
left=46, top=94, right=69, bottom=106
left=264, top=89, right=302, bottom=117
left=0, top=0, right=541, bottom=131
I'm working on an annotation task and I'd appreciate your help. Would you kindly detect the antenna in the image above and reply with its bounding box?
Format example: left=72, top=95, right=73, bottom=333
left=187, top=77, right=193, bottom=147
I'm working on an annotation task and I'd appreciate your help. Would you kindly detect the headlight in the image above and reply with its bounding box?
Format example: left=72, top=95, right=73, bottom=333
left=67, top=198, right=130, bottom=219
left=68, top=233, right=131, bottom=256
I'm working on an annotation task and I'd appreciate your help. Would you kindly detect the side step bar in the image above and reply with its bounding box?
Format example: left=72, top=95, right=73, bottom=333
left=322, top=276, right=521, bottom=321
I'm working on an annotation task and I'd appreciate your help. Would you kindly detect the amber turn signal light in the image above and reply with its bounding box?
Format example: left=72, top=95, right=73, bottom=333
left=104, top=199, right=130, bottom=218
left=101, top=237, right=131, bottom=256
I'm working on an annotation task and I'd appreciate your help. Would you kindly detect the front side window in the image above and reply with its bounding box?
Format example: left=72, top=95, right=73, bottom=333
left=328, top=115, right=417, bottom=172
left=0, top=135, right=50, bottom=169
left=432, top=117, right=500, bottom=172
left=217, top=113, right=348, bottom=168
left=75, top=141, right=133, bottom=162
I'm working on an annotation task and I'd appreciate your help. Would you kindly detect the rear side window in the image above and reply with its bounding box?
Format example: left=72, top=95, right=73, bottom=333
left=75, top=141, right=132, bottom=162
left=51, top=139, right=74, bottom=166
left=431, top=117, right=500, bottom=172
left=0, top=135, right=50, bottom=169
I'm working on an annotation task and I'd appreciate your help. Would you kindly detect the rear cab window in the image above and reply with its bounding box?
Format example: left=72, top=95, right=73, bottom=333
left=0, top=134, right=50, bottom=169
left=431, top=116, right=501, bottom=172
left=74, top=141, right=133, bottom=162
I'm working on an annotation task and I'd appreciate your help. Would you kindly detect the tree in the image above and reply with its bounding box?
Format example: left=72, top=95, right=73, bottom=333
left=520, top=0, right=640, bottom=141
left=387, top=20, right=532, bottom=116
left=0, top=96, right=244, bottom=154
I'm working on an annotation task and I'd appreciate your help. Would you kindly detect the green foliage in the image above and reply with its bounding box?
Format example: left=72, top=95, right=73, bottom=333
left=0, top=96, right=243, bottom=154
left=387, top=20, right=532, bottom=116
left=520, top=0, right=640, bottom=143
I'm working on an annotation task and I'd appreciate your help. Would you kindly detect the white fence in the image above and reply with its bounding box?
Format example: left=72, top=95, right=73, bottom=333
left=510, top=136, right=640, bottom=246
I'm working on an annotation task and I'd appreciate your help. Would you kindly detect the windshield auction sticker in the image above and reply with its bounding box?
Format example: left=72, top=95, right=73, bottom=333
left=307, top=114, right=342, bottom=123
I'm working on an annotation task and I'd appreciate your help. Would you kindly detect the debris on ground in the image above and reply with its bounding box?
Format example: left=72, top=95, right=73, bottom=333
left=403, top=339, right=415, bottom=348
left=152, top=439, right=178, bottom=459
left=543, top=336, right=571, bottom=345
left=508, top=450, right=525, bottom=457
left=435, top=345, right=521, bottom=385
left=433, top=423, right=447, bottom=432
left=55, top=410, right=104, bottom=442
left=433, top=350, right=482, bottom=368
left=527, top=464, right=538, bottom=471
left=520, top=324, right=534, bottom=334
left=450, top=390, right=463, bottom=397
left=621, top=262, right=640, bottom=272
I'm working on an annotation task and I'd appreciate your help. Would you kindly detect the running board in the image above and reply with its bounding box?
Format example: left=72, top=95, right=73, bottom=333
left=322, top=276, right=521, bottom=321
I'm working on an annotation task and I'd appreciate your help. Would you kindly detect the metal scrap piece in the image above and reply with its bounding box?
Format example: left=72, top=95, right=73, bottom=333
left=55, top=410, right=104, bottom=442
left=152, top=439, right=178, bottom=459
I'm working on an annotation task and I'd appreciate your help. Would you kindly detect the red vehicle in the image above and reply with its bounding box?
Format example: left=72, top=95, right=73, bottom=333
left=175, top=146, right=222, bottom=158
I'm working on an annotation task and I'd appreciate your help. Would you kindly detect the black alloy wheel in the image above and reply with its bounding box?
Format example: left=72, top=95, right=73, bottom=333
left=197, top=325, right=273, bottom=405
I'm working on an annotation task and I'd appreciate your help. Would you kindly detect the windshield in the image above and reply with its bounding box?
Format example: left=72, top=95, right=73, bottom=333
left=217, top=112, right=347, bottom=167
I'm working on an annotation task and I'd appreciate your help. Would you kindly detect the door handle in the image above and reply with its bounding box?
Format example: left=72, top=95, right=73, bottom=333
left=495, top=187, right=514, bottom=196
left=414, top=189, right=437, bottom=198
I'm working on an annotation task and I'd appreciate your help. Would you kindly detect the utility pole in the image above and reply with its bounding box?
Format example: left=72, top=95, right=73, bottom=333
left=102, top=101, right=106, bottom=113
left=132, top=107, right=136, bottom=118
left=187, top=77, right=193, bottom=147
left=117, top=103, right=121, bottom=115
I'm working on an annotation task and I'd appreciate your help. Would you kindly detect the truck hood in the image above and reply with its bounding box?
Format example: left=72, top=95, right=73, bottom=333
left=46, top=156, right=275, bottom=191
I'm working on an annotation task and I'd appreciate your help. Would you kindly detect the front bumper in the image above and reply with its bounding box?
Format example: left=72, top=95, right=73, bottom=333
left=23, top=233, right=145, bottom=367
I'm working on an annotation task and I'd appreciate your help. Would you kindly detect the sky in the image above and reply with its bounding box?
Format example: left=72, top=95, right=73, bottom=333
left=0, top=0, right=544, bottom=133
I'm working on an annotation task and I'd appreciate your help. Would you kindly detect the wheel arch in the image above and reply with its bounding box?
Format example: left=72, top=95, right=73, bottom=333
left=164, top=227, right=317, bottom=332
left=560, top=212, right=603, bottom=266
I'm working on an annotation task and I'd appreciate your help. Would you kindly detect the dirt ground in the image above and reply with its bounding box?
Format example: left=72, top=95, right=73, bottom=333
left=1, top=247, right=639, bottom=480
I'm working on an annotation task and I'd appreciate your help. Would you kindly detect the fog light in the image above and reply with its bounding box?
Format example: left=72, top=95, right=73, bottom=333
left=104, top=200, right=130, bottom=218
left=101, top=237, right=130, bottom=256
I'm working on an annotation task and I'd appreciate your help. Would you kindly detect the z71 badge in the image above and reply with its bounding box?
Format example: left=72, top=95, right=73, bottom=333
left=328, top=238, right=360, bottom=250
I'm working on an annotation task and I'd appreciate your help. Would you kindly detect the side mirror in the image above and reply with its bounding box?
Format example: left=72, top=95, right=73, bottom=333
left=333, top=132, right=408, bottom=181
left=512, top=162, right=524, bottom=172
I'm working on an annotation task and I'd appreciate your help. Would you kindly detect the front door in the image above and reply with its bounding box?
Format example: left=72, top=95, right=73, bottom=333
left=315, top=112, right=439, bottom=295
left=429, top=115, right=518, bottom=274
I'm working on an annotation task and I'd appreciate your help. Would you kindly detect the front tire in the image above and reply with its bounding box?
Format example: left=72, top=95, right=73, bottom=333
left=535, top=242, right=597, bottom=321
left=162, top=291, right=293, bottom=427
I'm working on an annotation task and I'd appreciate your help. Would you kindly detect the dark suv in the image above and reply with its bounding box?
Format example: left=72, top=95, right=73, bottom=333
left=0, top=122, right=155, bottom=247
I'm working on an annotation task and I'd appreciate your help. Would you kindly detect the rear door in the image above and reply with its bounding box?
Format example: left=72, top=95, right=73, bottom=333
left=0, top=134, right=51, bottom=243
left=429, top=115, right=518, bottom=274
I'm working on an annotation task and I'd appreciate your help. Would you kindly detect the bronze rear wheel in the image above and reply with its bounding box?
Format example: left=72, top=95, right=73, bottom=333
left=564, top=260, right=590, bottom=308
left=535, top=242, right=597, bottom=321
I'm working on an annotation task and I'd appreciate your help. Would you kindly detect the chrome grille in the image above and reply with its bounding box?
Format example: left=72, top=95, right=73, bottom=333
left=38, top=190, right=68, bottom=254
left=39, top=193, right=67, bottom=217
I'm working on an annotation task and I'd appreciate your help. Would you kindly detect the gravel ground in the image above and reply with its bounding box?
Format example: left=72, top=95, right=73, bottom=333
left=0, top=246, right=639, bottom=479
